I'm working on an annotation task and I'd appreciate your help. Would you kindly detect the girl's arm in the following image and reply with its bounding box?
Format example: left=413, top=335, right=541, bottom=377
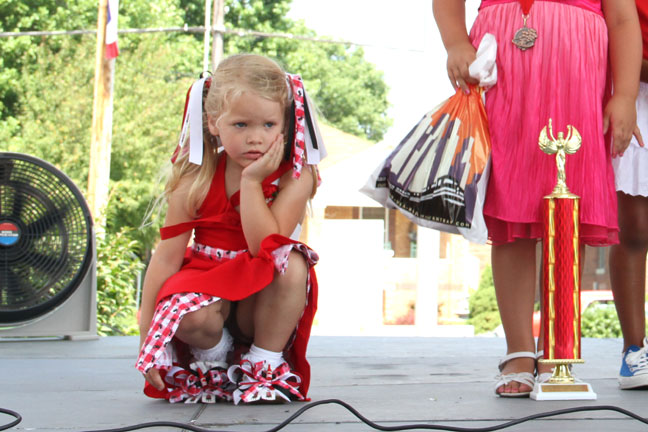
left=138, top=178, right=194, bottom=391
left=432, top=0, right=478, bottom=92
left=239, top=137, right=314, bottom=256
left=602, top=0, right=643, bottom=155
left=138, top=177, right=194, bottom=347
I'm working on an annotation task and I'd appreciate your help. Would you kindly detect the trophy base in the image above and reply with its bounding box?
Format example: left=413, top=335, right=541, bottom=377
left=530, top=381, right=597, bottom=401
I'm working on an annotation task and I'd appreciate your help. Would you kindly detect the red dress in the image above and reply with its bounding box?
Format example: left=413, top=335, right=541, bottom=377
left=136, top=155, right=319, bottom=401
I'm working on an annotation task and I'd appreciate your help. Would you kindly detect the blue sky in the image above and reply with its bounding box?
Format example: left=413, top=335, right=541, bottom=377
left=288, top=0, right=480, bottom=143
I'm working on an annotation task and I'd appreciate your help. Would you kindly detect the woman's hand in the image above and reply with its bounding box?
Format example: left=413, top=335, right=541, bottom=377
left=446, top=41, right=478, bottom=93
left=241, top=133, right=285, bottom=183
left=604, top=94, right=643, bottom=157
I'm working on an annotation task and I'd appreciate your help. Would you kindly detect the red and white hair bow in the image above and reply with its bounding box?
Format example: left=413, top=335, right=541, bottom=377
left=285, top=73, right=327, bottom=179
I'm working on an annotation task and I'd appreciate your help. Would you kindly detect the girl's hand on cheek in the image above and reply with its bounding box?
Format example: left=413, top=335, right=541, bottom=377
left=241, top=134, right=284, bottom=183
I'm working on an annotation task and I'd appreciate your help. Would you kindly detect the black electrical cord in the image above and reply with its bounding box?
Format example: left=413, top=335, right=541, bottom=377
left=2, top=400, right=647, bottom=432
left=2, top=400, right=644, bottom=432
left=0, top=408, right=21, bottom=432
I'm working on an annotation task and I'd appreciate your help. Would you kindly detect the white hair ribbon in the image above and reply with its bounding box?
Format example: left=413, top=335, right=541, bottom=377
left=171, top=76, right=209, bottom=165
left=187, top=77, right=207, bottom=165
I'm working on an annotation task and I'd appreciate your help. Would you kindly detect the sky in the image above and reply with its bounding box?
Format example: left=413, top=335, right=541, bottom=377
left=288, top=0, right=480, bottom=144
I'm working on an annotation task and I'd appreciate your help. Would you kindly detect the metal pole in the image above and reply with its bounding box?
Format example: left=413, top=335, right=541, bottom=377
left=203, top=0, right=212, bottom=73
left=211, top=0, right=225, bottom=71
left=88, top=0, right=114, bottom=233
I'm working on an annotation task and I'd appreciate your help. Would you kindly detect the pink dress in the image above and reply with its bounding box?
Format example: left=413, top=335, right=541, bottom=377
left=472, top=0, right=618, bottom=245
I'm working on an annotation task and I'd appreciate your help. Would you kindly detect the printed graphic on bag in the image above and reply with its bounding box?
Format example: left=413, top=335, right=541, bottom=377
left=375, top=88, right=490, bottom=228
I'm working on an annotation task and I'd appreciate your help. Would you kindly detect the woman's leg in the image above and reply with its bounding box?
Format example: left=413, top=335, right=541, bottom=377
left=492, top=239, right=537, bottom=394
left=610, top=192, right=648, bottom=351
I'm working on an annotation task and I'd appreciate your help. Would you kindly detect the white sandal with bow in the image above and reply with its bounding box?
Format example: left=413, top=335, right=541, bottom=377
left=494, top=351, right=536, bottom=397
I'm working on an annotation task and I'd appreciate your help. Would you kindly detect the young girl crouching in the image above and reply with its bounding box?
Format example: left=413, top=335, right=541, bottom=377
left=136, top=54, right=322, bottom=404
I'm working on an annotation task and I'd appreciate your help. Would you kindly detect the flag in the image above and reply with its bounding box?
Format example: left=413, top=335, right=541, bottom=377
left=105, top=0, right=119, bottom=59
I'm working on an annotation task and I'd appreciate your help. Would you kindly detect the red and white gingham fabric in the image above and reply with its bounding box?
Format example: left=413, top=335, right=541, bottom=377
left=136, top=292, right=220, bottom=374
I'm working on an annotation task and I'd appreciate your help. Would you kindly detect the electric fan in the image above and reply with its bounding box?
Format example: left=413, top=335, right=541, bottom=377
left=0, top=152, right=97, bottom=339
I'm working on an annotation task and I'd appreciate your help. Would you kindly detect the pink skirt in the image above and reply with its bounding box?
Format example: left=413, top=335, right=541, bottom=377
left=470, top=1, right=618, bottom=246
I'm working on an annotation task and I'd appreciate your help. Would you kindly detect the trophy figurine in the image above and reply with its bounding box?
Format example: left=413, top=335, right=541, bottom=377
left=530, top=119, right=597, bottom=401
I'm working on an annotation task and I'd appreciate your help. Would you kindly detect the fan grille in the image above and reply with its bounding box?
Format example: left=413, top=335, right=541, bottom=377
left=0, top=153, right=93, bottom=324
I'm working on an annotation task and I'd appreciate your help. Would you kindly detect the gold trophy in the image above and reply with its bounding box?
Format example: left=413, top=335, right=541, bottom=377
left=530, top=119, right=596, bottom=401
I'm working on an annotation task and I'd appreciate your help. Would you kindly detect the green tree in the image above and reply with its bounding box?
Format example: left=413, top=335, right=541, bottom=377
left=96, top=228, right=145, bottom=336
left=6, top=33, right=201, bottom=252
left=581, top=306, right=622, bottom=339
left=178, top=0, right=391, bottom=141
left=283, top=41, right=391, bottom=141
left=106, top=34, right=201, bottom=249
left=0, top=0, right=185, bottom=124
left=468, top=265, right=501, bottom=334
left=0, top=0, right=98, bottom=120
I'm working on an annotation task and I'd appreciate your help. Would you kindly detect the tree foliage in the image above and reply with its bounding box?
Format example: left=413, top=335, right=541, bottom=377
left=468, top=265, right=501, bottom=334
left=96, top=228, right=145, bottom=336
left=177, top=0, right=391, bottom=141
left=581, top=306, right=622, bottom=339
left=2, top=0, right=390, bottom=142
left=0, top=0, right=98, bottom=119
left=105, top=35, right=201, bottom=249
left=5, top=33, right=199, bottom=251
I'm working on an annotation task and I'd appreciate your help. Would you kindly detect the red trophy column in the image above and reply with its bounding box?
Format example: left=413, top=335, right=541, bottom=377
left=531, top=119, right=596, bottom=401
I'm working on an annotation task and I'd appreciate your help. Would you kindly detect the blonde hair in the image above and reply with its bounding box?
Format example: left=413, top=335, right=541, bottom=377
left=165, top=54, right=292, bottom=216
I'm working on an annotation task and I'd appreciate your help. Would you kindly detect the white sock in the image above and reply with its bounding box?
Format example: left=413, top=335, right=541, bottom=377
left=243, top=344, right=284, bottom=369
left=190, top=328, right=232, bottom=363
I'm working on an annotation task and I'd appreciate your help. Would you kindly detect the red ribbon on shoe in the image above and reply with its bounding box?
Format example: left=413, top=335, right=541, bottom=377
left=229, top=360, right=304, bottom=404
left=166, top=362, right=232, bottom=404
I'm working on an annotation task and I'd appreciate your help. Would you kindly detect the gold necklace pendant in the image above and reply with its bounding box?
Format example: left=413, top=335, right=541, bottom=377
left=512, top=15, right=538, bottom=50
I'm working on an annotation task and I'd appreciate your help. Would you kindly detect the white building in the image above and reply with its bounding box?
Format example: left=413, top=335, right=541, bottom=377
left=303, top=124, right=484, bottom=337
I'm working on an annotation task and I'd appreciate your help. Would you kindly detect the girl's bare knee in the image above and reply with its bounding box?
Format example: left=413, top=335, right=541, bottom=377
left=277, top=251, right=308, bottom=290
left=178, top=301, right=226, bottom=335
left=177, top=309, right=205, bottom=334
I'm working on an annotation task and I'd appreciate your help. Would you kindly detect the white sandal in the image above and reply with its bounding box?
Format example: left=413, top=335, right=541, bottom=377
left=494, top=351, right=536, bottom=397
